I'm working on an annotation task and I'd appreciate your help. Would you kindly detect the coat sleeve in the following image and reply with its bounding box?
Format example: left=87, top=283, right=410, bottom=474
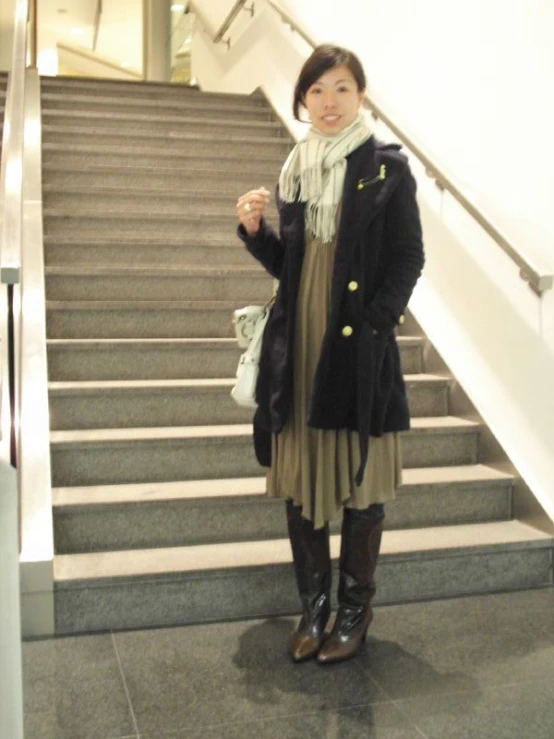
left=236, top=217, right=285, bottom=280
left=365, top=166, right=425, bottom=334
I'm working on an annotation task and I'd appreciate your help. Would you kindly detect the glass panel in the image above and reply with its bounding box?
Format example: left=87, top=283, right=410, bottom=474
left=170, top=6, right=194, bottom=85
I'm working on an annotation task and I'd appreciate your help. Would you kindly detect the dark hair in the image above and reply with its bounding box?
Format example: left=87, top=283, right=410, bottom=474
left=293, top=44, right=366, bottom=121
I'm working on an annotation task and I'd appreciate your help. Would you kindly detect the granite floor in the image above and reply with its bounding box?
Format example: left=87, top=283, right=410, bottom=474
left=22, top=587, right=554, bottom=739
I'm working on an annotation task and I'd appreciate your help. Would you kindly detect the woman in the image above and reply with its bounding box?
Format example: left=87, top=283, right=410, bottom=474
left=236, top=45, right=424, bottom=664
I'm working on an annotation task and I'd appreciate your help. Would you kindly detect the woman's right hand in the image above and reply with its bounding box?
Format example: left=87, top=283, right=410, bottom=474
left=237, top=187, right=270, bottom=236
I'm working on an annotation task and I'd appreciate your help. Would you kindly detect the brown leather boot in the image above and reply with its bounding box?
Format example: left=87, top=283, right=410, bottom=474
left=317, top=506, right=384, bottom=665
left=286, top=500, right=331, bottom=662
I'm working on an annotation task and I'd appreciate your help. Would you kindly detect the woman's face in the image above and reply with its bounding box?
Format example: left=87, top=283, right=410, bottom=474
left=303, top=64, right=365, bottom=135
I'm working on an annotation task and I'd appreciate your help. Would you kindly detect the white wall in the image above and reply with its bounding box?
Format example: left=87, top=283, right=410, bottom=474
left=277, top=0, right=554, bottom=272
left=191, top=0, right=554, bottom=524
left=195, top=0, right=554, bottom=271
left=193, top=0, right=233, bottom=35
left=191, top=3, right=312, bottom=139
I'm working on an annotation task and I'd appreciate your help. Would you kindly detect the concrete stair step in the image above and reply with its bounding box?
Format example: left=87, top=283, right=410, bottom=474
left=44, top=265, right=272, bottom=302
left=42, top=165, right=271, bottom=193
left=42, top=188, right=279, bottom=218
left=43, top=209, right=243, bottom=238
left=46, top=336, right=426, bottom=381
left=41, top=109, right=286, bottom=138
left=44, top=236, right=257, bottom=267
left=41, top=140, right=285, bottom=164
left=41, top=91, right=275, bottom=120
left=42, top=155, right=282, bottom=180
left=48, top=374, right=448, bottom=430
left=52, top=465, right=514, bottom=553
left=40, top=77, right=266, bottom=106
left=52, top=520, right=553, bottom=633
left=43, top=182, right=275, bottom=204
left=46, top=300, right=258, bottom=339
left=41, top=126, right=290, bottom=158
left=42, top=142, right=283, bottom=163
left=49, top=417, right=480, bottom=487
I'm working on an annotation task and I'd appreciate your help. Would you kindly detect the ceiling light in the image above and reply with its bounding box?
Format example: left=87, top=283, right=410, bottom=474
left=171, top=4, right=186, bottom=11
left=71, top=28, right=84, bottom=36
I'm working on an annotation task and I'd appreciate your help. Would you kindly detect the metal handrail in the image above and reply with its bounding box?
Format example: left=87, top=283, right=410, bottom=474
left=1, top=0, right=29, bottom=466
left=214, top=0, right=254, bottom=45
left=18, top=66, right=55, bottom=637
left=0, top=0, right=29, bottom=732
left=198, top=0, right=553, bottom=296
left=93, top=0, right=103, bottom=52
left=29, top=0, right=37, bottom=67
left=267, top=0, right=553, bottom=295
left=0, top=0, right=28, bottom=287
left=264, top=0, right=313, bottom=48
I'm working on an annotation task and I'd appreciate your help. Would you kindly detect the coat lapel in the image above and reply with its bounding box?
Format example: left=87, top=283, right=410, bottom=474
left=329, top=138, right=408, bottom=320
left=278, top=137, right=408, bottom=329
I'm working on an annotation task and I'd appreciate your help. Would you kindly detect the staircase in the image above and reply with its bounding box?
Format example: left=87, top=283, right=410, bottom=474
left=40, top=77, right=553, bottom=635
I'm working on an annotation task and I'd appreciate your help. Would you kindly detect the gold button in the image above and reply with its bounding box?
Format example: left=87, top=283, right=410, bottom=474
left=342, top=325, right=353, bottom=338
left=347, top=281, right=358, bottom=292
left=398, top=314, right=405, bottom=325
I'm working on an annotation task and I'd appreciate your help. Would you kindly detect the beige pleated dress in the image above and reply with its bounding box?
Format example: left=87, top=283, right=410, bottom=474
left=267, top=228, right=402, bottom=529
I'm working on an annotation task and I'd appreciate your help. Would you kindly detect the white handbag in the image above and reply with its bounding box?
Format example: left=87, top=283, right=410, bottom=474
left=231, top=292, right=276, bottom=408
left=232, top=304, right=267, bottom=350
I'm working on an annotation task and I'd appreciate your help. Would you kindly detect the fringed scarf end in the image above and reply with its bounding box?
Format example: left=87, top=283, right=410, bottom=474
left=307, top=202, right=337, bottom=244
left=299, top=163, right=323, bottom=202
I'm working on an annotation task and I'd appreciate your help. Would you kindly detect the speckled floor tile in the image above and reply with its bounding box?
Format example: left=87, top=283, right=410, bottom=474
left=138, top=702, right=424, bottom=738
left=355, top=588, right=554, bottom=699
left=393, top=679, right=554, bottom=739
left=23, top=589, right=554, bottom=739
left=22, top=634, right=136, bottom=739
left=114, top=617, right=386, bottom=735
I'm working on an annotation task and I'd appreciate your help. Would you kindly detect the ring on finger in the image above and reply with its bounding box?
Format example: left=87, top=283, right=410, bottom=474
left=244, top=202, right=252, bottom=213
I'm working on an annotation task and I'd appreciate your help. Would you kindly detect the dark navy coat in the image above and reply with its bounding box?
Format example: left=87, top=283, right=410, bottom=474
left=237, top=136, right=424, bottom=484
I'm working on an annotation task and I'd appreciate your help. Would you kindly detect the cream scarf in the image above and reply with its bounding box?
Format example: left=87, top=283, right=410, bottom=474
left=278, top=110, right=372, bottom=243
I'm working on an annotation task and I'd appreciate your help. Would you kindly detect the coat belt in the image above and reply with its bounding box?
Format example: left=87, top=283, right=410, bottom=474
left=355, top=322, right=387, bottom=486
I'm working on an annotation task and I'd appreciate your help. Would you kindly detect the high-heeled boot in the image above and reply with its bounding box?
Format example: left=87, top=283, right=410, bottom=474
left=317, top=505, right=384, bottom=664
left=286, top=499, right=331, bottom=662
